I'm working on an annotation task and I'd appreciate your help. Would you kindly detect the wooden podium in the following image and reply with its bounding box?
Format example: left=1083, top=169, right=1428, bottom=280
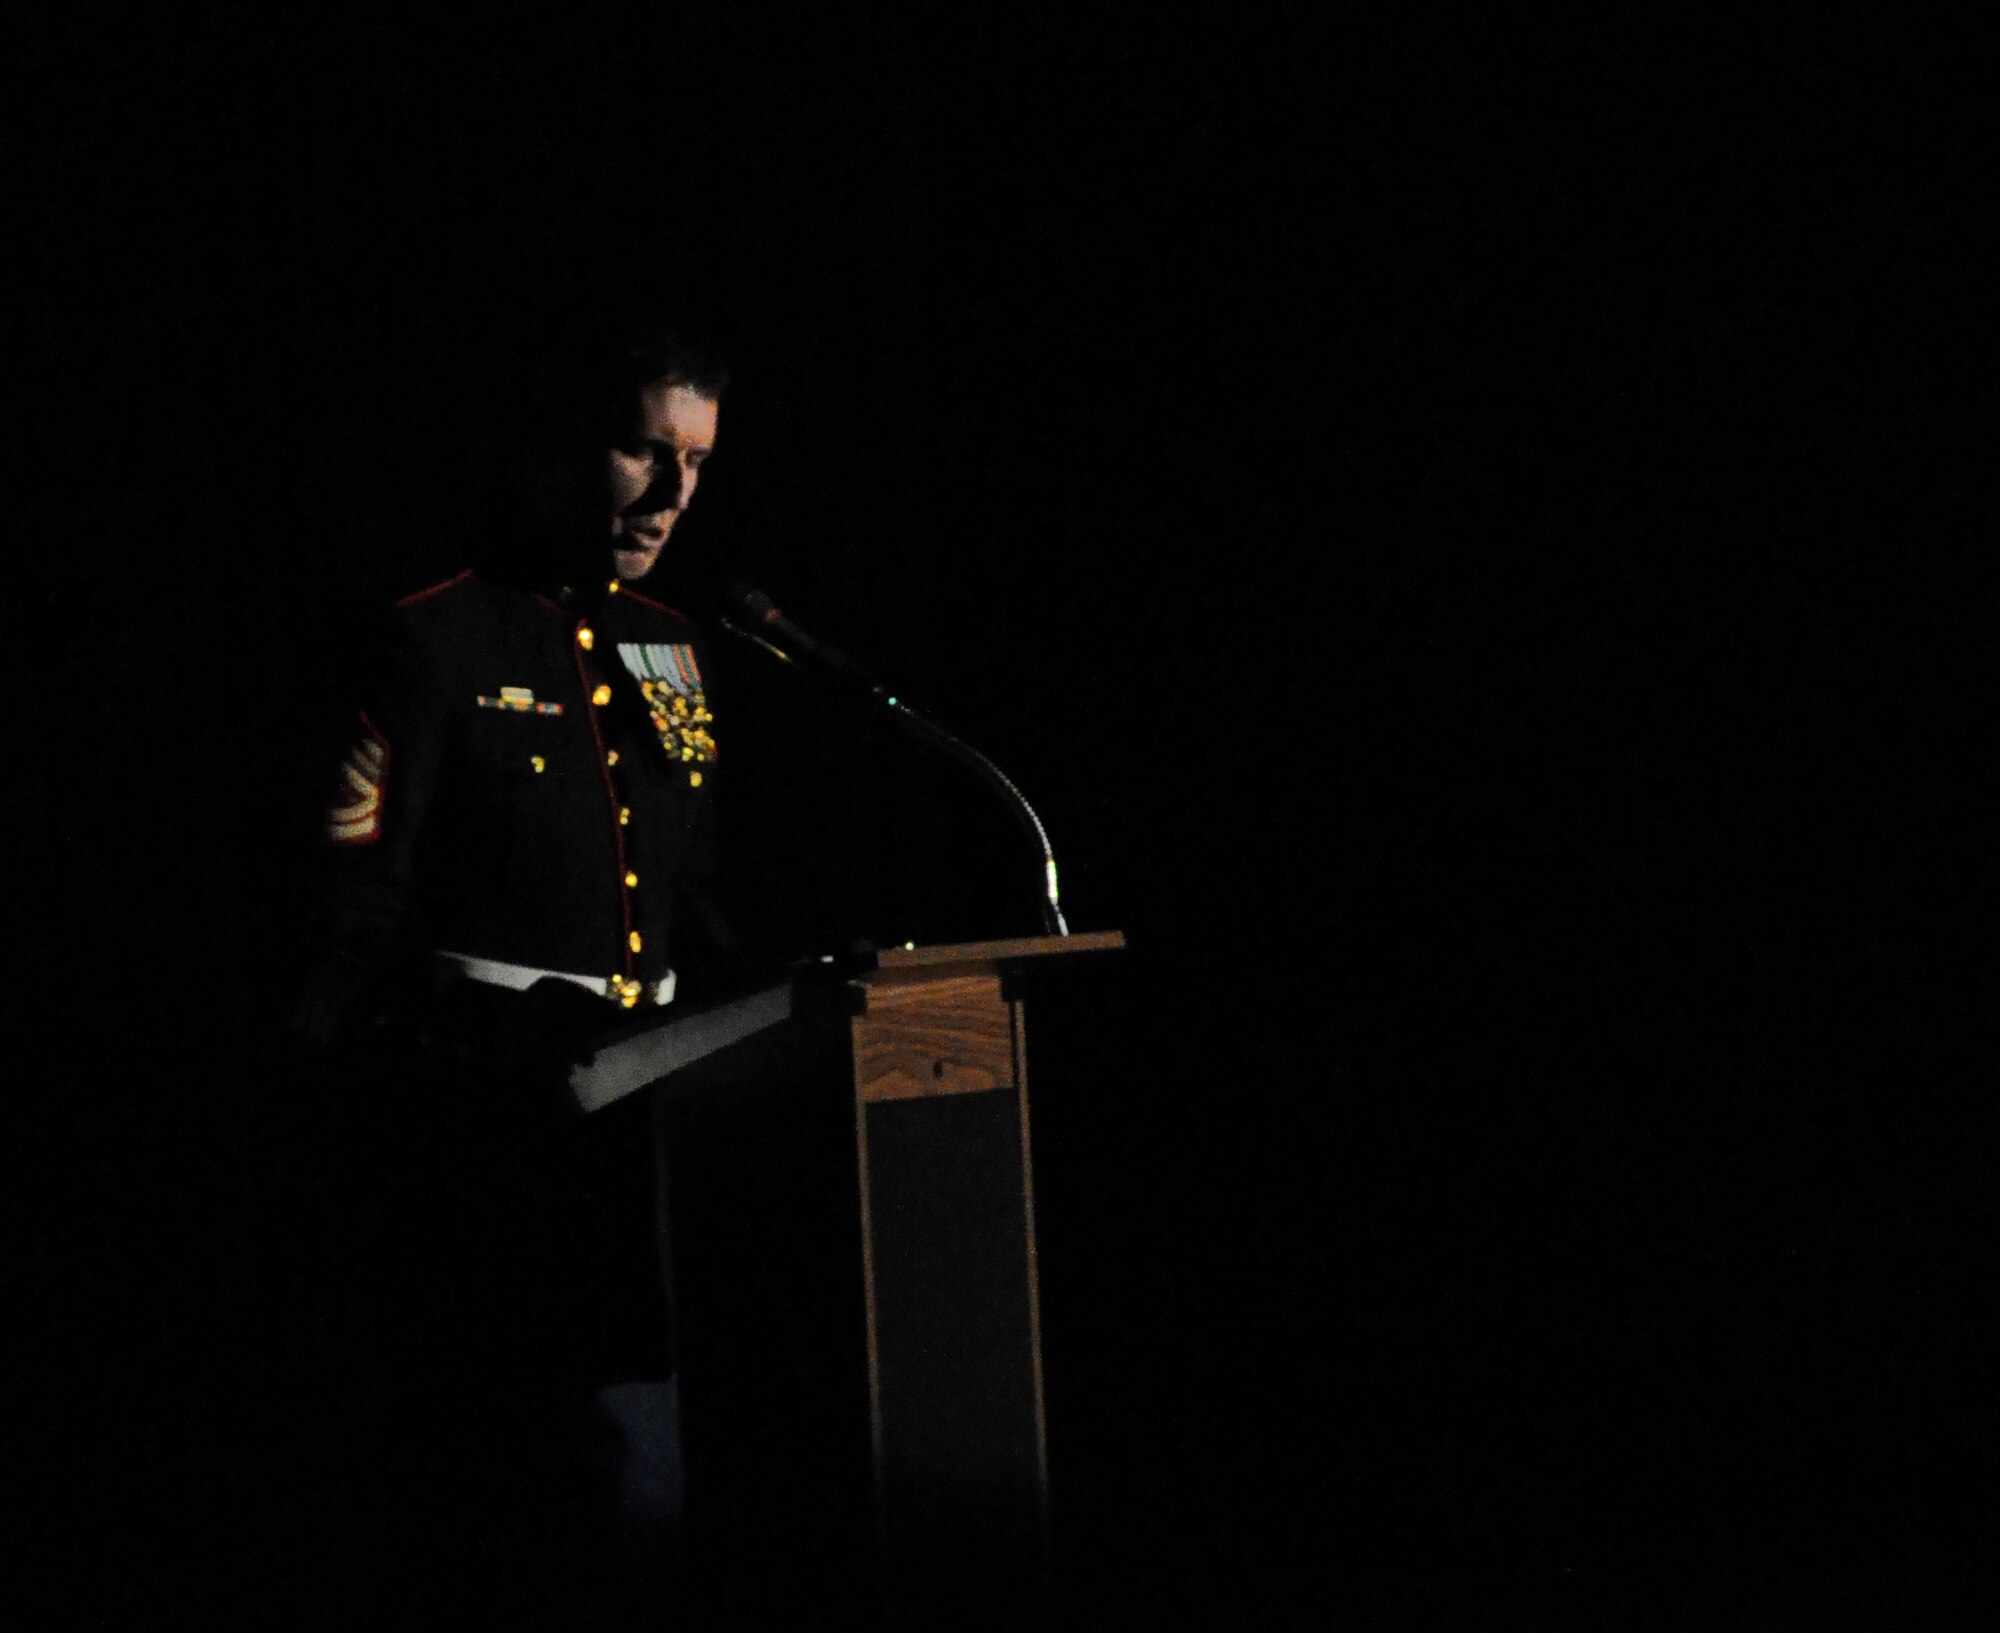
left=572, top=930, right=1124, bottom=1625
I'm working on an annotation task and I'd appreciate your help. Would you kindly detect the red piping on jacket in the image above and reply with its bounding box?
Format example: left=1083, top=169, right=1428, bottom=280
left=616, top=585, right=684, bottom=617
left=571, top=639, right=637, bottom=977
left=394, top=568, right=474, bottom=608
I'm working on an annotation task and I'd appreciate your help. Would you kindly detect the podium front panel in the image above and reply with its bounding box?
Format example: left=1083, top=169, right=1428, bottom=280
left=852, top=972, right=1050, bottom=1614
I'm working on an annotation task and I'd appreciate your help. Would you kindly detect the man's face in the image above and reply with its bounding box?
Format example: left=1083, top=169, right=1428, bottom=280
left=607, top=378, right=719, bottom=582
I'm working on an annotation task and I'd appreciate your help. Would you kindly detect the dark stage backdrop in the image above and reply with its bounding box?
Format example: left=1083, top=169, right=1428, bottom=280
left=9, top=10, right=1991, bottom=1626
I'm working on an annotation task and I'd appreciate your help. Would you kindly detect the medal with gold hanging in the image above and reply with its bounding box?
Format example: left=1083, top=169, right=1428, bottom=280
left=619, top=642, right=716, bottom=786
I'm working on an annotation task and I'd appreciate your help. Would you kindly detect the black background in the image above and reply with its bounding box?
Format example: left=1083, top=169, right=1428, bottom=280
left=8, top=8, right=1992, bottom=1626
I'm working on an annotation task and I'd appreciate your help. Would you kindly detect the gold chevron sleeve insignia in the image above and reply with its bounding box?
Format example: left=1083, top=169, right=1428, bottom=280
left=327, top=730, right=389, bottom=844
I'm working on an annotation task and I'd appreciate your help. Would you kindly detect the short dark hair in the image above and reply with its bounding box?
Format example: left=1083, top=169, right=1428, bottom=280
left=569, top=306, right=732, bottom=409
left=614, top=324, right=731, bottom=402
left=505, top=312, right=731, bottom=455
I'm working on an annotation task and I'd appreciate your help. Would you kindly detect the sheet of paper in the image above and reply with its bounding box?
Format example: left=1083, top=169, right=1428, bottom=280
left=569, top=981, right=796, bottom=1113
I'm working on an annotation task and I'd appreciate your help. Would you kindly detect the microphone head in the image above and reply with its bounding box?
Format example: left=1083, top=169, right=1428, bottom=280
left=721, top=580, right=777, bottom=623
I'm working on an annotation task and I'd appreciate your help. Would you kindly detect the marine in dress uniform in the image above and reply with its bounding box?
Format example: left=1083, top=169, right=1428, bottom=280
left=324, top=565, right=723, bottom=1017
left=303, top=342, right=731, bottom=1629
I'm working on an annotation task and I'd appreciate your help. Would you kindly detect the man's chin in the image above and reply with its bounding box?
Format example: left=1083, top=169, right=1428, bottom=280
left=611, top=543, right=664, bottom=581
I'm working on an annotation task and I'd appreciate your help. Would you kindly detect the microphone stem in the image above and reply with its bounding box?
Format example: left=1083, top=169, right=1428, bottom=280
left=718, top=602, right=1071, bottom=936
left=882, top=698, right=1070, bottom=937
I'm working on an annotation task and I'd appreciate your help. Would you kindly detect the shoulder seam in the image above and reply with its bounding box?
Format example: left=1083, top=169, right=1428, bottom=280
left=394, top=568, right=475, bottom=608
left=618, top=586, right=687, bottom=618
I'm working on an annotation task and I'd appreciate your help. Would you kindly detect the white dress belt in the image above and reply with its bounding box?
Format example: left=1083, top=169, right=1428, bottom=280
left=435, top=951, right=677, bottom=1008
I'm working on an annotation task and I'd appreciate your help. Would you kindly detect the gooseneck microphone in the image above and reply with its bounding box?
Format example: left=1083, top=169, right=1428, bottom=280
left=716, top=581, right=1071, bottom=937
left=720, top=582, right=889, bottom=700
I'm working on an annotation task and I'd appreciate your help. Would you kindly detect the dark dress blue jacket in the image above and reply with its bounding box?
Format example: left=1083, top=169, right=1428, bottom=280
left=323, top=567, right=724, bottom=1000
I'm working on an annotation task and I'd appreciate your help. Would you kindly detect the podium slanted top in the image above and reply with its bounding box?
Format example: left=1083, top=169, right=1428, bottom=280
left=862, top=930, right=1126, bottom=984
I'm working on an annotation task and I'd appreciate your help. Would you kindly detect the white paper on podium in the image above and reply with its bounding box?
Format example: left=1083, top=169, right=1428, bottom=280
left=569, top=981, right=797, bottom=1114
